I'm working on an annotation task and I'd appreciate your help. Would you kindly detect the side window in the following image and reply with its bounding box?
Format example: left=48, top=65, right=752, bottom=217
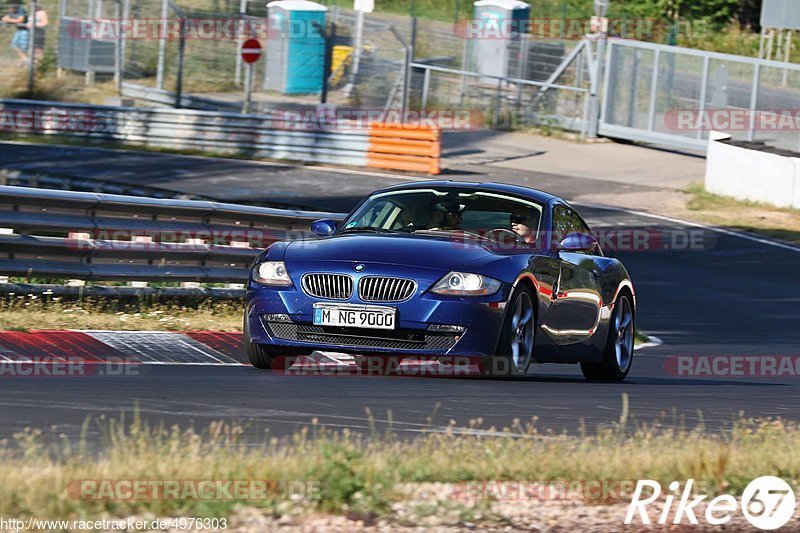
left=552, top=207, right=572, bottom=242
left=567, top=210, right=591, bottom=236
left=359, top=200, right=402, bottom=229
left=552, top=206, right=593, bottom=246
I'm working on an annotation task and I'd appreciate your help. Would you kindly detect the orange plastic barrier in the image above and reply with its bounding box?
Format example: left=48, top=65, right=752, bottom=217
left=367, top=122, right=441, bottom=174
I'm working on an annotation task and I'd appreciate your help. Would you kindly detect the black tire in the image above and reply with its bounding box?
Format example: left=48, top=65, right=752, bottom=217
left=247, top=341, right=275, bottom=369
left=484, top=285, right=536, bottom=378
left=244, top=314, right=274, bottom=369
left=580, top=293, right=635, bottom=381
left=244, top=314, right=314, bottom=370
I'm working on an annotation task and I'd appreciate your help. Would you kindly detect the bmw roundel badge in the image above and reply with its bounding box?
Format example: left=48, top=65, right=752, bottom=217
left=354, top=264, right=365, bottom=272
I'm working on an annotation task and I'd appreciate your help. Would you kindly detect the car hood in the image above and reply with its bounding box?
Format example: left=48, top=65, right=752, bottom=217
left=284, top=233, right=506, bottom=272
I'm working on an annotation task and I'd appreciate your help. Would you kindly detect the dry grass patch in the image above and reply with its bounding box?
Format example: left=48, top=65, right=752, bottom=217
left=0, top=409, right=798, bottom=525
left=0, top=294, right=243, bottom=332
left=684, top=184, right=800, bottom=245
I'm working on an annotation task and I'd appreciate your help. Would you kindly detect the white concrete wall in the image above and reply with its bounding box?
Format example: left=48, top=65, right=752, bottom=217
left=794, top=158, right=800, bottom=210
left=706, top=131, right=800, bottom=209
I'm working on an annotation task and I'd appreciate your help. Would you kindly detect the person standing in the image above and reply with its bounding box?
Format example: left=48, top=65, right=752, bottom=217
left=2, top=3, right=28, bottom=66
left=26, top=1, right=47, bottom=63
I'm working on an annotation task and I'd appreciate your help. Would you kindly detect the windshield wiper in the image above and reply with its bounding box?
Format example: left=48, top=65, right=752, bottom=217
left=339, top=226, right=395, bottom=234
left=412, top=228, right=489, bottom=240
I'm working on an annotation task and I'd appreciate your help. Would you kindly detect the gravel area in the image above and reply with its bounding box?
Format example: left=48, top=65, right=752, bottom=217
left=147, top=483, right=800, bottom=532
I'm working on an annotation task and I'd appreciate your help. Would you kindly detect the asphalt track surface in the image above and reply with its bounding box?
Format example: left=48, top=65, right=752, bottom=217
left=0, top=141, right=799, bottom=444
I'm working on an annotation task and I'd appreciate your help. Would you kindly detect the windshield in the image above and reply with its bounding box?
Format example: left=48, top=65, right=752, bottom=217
left=341, top=188, right=543, bottom=244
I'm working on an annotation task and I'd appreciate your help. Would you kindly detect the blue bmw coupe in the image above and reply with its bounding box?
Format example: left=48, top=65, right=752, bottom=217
left=245, top=181, right=636, bottom=380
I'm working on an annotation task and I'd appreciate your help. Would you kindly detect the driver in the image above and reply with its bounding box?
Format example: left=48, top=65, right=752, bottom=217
left=510, top=210, right=538, bottom=244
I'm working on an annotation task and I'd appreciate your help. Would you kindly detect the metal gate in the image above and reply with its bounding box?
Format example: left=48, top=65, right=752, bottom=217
left=599, top=39, right=800, bottom=153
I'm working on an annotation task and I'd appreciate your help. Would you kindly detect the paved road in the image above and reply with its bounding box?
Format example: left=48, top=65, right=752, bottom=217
left=0, top=140, right=671, bottom=209
left=0, top=142, right=798, bottom=443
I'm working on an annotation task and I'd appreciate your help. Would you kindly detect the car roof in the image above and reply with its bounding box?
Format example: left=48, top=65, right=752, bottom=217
left=374, top=180, right=564, bottom=206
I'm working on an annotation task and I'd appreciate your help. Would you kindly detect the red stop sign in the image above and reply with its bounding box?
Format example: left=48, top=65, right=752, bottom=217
left=241, top=39, right=262, bottom=64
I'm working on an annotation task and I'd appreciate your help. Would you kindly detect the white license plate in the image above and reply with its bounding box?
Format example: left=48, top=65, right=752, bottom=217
left=313, top=303, right=396, bottom=330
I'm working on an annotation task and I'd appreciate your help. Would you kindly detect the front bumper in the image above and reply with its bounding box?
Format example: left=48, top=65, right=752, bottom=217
left=246, top=281, right=511, bottom=358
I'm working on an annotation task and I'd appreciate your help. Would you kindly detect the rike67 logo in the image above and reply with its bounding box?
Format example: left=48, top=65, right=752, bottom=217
left=626, top=477, right=796, bottom=530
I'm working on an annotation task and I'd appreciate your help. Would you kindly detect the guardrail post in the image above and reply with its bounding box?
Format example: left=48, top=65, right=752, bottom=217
left=646, top=49, right=660, bottom=132
left=696, top=55, right=710, bottom=140
left=235, top=0, right=246, bottom=87
left=747, top=63, right=761, bottom=142
left=26, top=1, right=36, bottom=96
left=586, top=8, right=608, bottom=139
left=459, top=33, right=470, bottom=106
left=421, top=68, right=431, bottom=114
left=156, top=0, right=168, bottom=90
left=492, top=78, right=502, bottom=127
left=405, top=18, right=417, bottom=113
left=515, top=37, right=528, bottom=119
left=175, top=19, right=187, bottom=109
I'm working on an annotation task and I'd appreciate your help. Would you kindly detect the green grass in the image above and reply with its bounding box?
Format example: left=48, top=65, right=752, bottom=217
left=0, top=407, right=798, bottom=523
left=684, top=183, right=800, bottom=245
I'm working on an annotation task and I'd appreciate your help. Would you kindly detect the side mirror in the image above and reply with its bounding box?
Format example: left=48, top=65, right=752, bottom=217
left=311, top=218, right=337, bottom=237
left=558, top=232, right=599, bottom=253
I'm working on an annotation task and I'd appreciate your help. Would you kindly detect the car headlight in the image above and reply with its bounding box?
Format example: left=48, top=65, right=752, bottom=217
left=431, top=271, right=502, bottom=296
left=252, top=261, right=292, bottom=286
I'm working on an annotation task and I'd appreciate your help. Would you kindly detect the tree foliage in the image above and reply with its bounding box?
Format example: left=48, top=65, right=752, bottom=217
left=537, top=0, right=763, bottom=29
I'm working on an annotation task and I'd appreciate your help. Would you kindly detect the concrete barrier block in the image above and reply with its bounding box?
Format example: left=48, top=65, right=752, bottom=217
left=706, top=135, right=796, bottom=208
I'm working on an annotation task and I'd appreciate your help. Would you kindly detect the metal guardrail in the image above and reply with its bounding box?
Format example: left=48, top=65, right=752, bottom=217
left=0, top=283, right=248, bottom=300
left=0, top=98, right=372, bottom=168
left=120, top=82, right=243, bottom=112
left=0, top=167, right=206, bottom=200
left=0, top=99, right=442, bottom=173
left=0, top=185, right=347, bottom=286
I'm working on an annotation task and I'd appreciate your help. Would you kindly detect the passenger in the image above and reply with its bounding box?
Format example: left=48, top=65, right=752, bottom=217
left=429, top=199, right=465, bottom=230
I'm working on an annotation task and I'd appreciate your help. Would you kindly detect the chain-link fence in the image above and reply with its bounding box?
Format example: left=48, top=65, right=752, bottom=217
left=409, top=37, right=591, bottom=133
left=3, top=0, right=588, bottom=127
left=119, top=3, right=414, bottom=113
left=114, top=2, right=588, bottom=122
left=15, top=0, right=798, bottom=153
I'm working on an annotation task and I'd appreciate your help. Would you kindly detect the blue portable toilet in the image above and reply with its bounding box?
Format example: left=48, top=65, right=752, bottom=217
left=472, top=0, right=530, bottom=79
left=265, top=1, right=328, bottom=94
